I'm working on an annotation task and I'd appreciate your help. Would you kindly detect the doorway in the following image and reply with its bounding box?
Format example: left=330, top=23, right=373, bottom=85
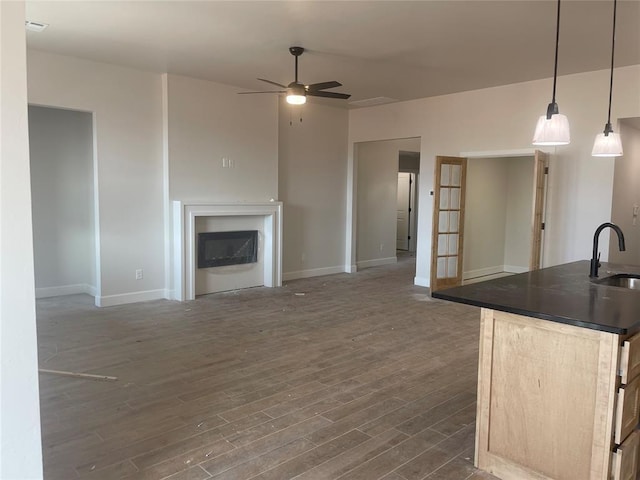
left=355, top=137, right=421, bottom=274
left=396, top=149, right=420, bottom=253
left=396, top=172, right=417, bottom=251
left=430, top=151, right=548, bottom=291
left=609, top=118, right=640, bottom=265
left=28, top=105, right=98, bottom=299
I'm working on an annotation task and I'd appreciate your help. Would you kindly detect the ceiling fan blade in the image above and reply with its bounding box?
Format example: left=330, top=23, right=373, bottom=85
left=308, top=91, right=351, bottom=100
left=257, top=78, right=287, bottom=89
left=307, top=81, right=342, bottom=92
left=237, top=90, right=286, bottom=95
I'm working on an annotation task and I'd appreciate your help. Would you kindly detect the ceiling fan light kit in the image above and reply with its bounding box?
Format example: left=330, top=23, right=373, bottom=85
left=592, top=0, right=623, bottom=157
left=286, top=82, right=306, bottom=105
left=532, top=0, right=571, bottom=146
left=239, top=46, right=351, bottom=105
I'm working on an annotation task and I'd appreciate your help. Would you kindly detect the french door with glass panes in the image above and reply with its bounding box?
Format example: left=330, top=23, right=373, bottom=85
left=430, top=156, right=467, bottom=292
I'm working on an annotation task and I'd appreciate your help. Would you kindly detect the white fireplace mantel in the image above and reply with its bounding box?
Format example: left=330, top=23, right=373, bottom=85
left=172, top=201, right=283, bottom=301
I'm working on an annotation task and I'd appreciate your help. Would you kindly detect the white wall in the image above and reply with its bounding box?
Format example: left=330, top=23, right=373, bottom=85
left=0, top=2, right=43, bottom=477
left=165, top=74, right=278, bottom=203
left=399, top=151, right=420, bottom=171
left=164, top=74, right=279, bottom=295
left=27, top=50, right=165, bottom=307
left=28, top=106, right=96, bottom=297
left=278, top=100, right=348, bottom=279
left=610, top=121, right=640, bottom=265
left=355, top=137, right=420, bottom=268
left=463, top=157, right=508, bottom=277
left=504, top=157, right=535, bottom=270
left=348, top=65, right=640, bottom=287
left=463, top=156, right=534, bottom=278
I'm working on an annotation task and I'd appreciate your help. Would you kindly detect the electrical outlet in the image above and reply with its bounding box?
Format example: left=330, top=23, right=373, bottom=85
left=379, top=243, right=384, bottom=252
left=221, top=157, right=228, bottom=168
left=135, top=269, right=143, bottom=280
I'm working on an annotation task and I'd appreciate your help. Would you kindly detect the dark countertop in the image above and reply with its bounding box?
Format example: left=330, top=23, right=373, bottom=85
left=432, top=260, right=640, bottom=335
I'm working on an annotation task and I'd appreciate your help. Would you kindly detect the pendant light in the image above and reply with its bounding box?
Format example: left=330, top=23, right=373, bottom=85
left=592, top=0, right=623, bottom=157
left=532, top=0, right=570, bottom=146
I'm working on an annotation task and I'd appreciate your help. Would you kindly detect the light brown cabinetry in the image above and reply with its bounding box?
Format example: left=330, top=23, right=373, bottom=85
left=476, top=308, right=640, bottom=480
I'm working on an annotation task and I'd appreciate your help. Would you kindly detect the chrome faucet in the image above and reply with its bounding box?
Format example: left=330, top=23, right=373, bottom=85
left=590, top=222, right=626, bottom=278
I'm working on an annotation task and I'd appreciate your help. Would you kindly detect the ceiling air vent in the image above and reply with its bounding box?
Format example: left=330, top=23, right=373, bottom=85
left=349, top=97, right=398, bottom=108
left=25, top=21, right=49, bottom=32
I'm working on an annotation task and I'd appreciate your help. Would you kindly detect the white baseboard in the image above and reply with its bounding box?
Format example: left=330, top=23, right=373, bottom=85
left=504, top=265, right=528, bottom=274
left=345, top=264, right=358, bottom=274
left=414, top=276, right=430, bottom=287
left=464, top=265, right=529, bottom=280
left=35, top=284, right=96, bottom=299
left=356, top=257, right=397, bottom=270
left=463, top=265, right=504, bottom=280
left=283, top=265, right=345, bottom=281
left=96, top=289, right=166, bottom=307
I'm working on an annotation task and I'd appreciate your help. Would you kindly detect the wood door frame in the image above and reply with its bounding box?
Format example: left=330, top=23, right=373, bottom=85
left=530, top=150, right=549, bottom=270
left=430, top=156, right=467, bottom=292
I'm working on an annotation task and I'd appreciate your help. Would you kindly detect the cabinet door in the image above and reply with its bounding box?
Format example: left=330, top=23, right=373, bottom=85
left=620, top=331, right=640, bottom=384
left=612, top=429, right=640, bottom=480
left=616, top=375, right=640, bottom=444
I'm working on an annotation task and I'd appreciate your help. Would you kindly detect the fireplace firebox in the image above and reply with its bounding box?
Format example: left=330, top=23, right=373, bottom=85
left=197, top=230, right=258, bottom=268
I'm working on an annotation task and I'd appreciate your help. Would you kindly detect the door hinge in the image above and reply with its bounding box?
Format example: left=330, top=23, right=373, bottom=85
left=408, top=207, right=412, bottom=212
left=408, top=236, right=411, bottom=240
left=409, top=177, right=413, bottom=185
left=544, top=167, right=549, bottom=174
left=541, top=222, right=545, bottom=230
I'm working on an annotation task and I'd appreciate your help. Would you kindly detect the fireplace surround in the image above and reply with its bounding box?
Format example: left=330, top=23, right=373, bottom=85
left=172, top=201, right=283, bottom=300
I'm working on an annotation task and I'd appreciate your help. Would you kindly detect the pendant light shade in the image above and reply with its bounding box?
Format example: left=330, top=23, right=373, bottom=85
left=592, top=0, right=622, bottom=157
left=592, top=129, right=623, bottom=157
left=533, top=111, right=570, bottom=145
left=532, top=0, right=570, bottom=146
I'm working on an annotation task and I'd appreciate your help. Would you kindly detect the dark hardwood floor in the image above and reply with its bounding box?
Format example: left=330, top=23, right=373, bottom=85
left=36, top=256, right=497, bottom=480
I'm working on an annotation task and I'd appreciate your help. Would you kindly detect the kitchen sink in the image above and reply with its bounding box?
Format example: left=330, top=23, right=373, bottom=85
left=595, top=274, right=640, bottom=290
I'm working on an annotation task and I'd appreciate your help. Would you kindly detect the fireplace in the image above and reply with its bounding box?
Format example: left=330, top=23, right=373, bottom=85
left=172, top=201, right=283, bottom=301
left=198, top=230, right=258, bottom=268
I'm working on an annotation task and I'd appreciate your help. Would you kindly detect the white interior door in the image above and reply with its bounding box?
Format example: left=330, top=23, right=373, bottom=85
left=396, top=172, right=411, bottom=250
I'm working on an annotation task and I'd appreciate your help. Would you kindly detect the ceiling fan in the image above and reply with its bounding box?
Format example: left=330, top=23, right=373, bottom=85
left=239, top=46, right=351, bottom=105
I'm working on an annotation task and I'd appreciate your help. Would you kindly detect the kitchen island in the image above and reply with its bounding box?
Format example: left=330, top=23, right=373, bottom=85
left=432, top=261, right=640, bottom=480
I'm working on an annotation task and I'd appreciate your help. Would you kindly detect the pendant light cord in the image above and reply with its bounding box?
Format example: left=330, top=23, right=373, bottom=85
left=605, top=0, right=618, bottom=133
left=551, top=0, right=561, bottom=106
